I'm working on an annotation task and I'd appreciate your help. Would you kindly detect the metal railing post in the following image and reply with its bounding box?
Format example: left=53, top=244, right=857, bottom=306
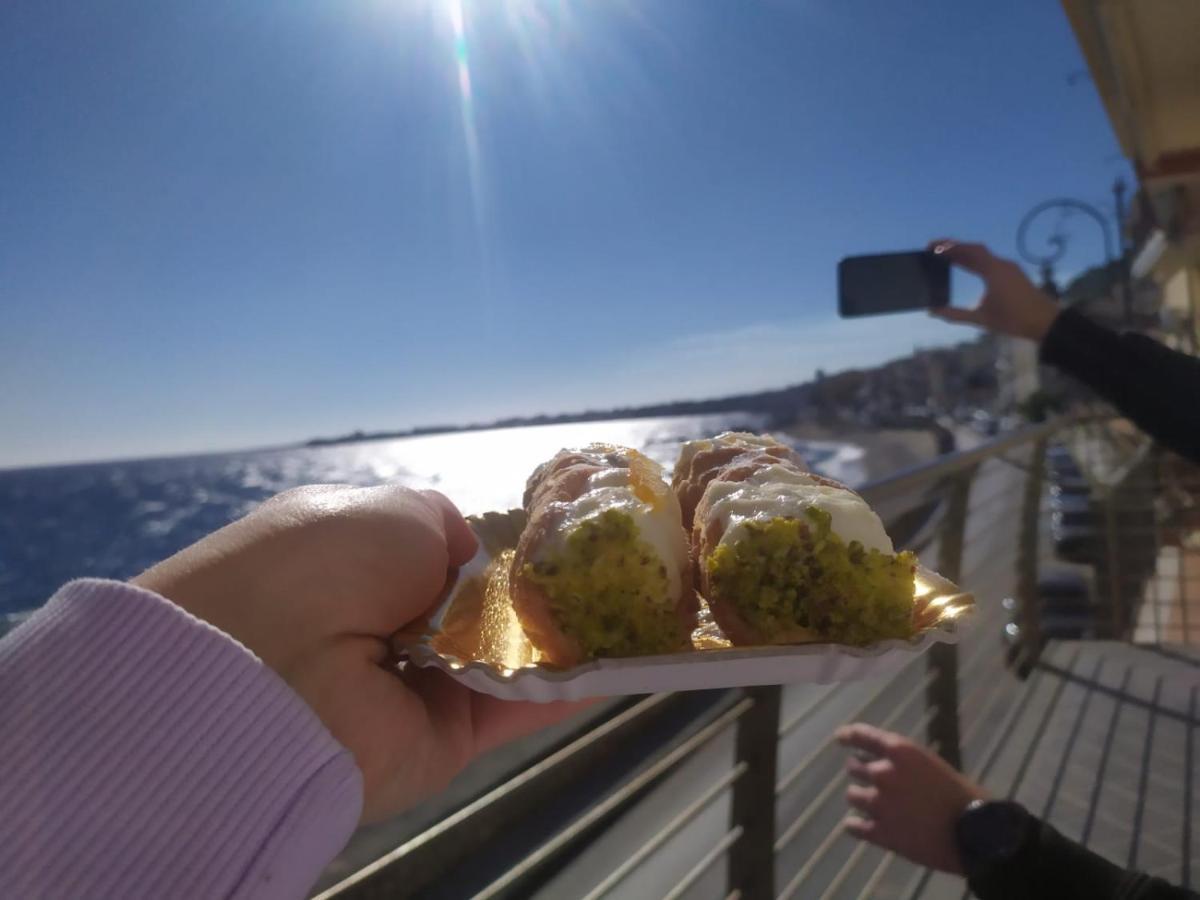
left=727, top=685, right=780, bottom=900
left=1014, top=439, right=1047, bottom=674
left=925, top=467, right=975, bottom=769
left=1103, top=490, right=1125, bottom=639
left=1109, top=447, right=1161, bottom=643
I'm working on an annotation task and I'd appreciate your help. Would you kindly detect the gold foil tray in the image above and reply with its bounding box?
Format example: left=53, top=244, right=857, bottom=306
left=395, top=509, right=974, bottom=701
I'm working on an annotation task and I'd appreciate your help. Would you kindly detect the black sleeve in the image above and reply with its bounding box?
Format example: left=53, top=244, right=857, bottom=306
left=968, top=815, right=1199, bottom=900
left=1038, top=308, right=1200, bottom=463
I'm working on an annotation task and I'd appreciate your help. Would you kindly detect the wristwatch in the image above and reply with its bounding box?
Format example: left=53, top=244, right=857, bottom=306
left=954, top=799, right=1037, bottom=881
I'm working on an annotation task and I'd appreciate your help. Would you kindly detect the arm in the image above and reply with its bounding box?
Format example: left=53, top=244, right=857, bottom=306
left=2, top=486, right=586, bottom=898
left=929, top=239, right=1200, bottom=463
left=966, top=811, right=1196, bottom=900
left=837, top=723, right=1198, bottom=900
left=0, top=580, right=362, bottom=900
left=1039, top=308, right=1200, bottom=462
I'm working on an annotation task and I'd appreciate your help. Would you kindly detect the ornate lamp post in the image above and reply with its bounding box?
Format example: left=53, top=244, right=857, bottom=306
left=1015, top=179, right=1132, bottom=323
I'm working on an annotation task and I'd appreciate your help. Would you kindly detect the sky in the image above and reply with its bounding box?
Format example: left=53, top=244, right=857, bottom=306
left=0, top=0, right=1131, bottom=468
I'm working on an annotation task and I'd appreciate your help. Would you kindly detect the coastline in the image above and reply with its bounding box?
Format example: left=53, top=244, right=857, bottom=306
left=781, top=422, right=940, bottom=482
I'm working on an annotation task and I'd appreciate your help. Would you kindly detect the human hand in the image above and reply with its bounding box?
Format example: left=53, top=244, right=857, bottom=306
left=928, top=239, right=1061, bottom=342
left=836, top=722, right=987, bottom=874
left=135, top=484, right=588, bottom=823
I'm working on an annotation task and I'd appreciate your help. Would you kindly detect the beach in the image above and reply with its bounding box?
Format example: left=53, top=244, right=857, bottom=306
left=782, top=422, right=942, bottom=482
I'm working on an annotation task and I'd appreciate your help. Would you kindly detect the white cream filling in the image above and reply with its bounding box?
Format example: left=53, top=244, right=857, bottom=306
left=540, top=467, right=687, bottom=602
left=706, top=464, right=893, bottom=553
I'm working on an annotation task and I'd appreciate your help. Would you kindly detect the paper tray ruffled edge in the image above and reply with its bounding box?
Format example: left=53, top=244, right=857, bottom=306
left=404, top=622, right=967, bottom=701
left=399, top=509, right=974, bottom=701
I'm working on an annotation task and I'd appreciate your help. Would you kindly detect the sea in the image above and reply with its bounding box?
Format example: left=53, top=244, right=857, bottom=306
left=0, top=414, right=864, bottom=622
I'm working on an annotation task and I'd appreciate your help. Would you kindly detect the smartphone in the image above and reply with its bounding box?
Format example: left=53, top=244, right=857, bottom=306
left=837, top=251, right=950, bottom=318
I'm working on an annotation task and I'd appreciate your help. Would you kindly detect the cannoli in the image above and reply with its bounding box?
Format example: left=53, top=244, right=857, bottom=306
left=680, top=439, right=915, bottom=646
left=511, top=444, right=697, bottom=666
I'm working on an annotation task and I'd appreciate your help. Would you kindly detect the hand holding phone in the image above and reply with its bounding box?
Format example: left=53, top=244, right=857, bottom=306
left=926, top=239, right=1060, bottom=342
left=838, top=251, right=950, bottom=318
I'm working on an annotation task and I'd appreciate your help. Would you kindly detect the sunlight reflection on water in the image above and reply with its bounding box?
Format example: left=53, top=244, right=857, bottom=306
left=346, top=415, right=762, bottom=515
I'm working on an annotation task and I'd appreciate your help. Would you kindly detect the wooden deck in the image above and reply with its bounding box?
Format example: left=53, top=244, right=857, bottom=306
left=912, top=640, right=1200, bottom=899
left=866, top=451, right=1198, bottom=898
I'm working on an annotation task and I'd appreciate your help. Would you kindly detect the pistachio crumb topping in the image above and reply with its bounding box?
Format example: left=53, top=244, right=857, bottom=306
left=526, top=509, right=684, bottom=658
left=706, top=508, right=915, bottom=645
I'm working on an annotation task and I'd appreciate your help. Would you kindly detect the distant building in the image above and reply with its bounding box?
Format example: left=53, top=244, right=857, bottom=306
left=1064, top=0, right=1200, bottom=351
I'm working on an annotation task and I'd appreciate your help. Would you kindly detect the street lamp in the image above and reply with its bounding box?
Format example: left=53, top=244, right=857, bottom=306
left=1015, top=178, right=1132, bottom=323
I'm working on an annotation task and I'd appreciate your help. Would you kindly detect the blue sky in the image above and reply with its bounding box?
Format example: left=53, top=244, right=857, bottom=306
left=1, top=0, right=1129, bottom=468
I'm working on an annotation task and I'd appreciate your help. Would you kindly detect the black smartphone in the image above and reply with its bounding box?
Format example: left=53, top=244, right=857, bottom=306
left=837, top=251, right=950, bottom=317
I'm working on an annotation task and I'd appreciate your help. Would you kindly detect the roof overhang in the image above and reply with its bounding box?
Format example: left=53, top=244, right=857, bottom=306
left=1061, top=0, right=1200, bottom=184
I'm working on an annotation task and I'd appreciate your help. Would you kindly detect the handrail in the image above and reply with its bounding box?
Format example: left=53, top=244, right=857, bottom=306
left=857, top=417, right=1069, bottom=505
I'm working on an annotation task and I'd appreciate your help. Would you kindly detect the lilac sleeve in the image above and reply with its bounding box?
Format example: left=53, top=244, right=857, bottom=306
left=0, top=579, right=363, bottom=899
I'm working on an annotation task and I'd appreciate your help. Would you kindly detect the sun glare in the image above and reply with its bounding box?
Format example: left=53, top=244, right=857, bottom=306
left=401, top=0, right=650, bottom=242
left=439, top=0, right=484, bottom=232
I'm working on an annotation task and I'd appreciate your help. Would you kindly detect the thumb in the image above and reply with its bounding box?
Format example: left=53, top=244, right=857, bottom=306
left=928, top=239, right=997, bottom=276
left=930, top=305, right=983, bottom=327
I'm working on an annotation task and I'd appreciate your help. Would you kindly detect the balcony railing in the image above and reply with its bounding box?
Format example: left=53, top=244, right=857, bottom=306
left=315, top=416, right=1200, bottom=899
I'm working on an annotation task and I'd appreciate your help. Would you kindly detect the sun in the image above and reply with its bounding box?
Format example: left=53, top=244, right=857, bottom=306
left=378, top=0, right=642, bottom=239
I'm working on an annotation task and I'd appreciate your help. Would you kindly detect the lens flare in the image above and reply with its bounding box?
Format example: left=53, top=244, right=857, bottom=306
left=413, top=0, right=655, bottom=246
left=446, top=0, right=484, bottom=231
